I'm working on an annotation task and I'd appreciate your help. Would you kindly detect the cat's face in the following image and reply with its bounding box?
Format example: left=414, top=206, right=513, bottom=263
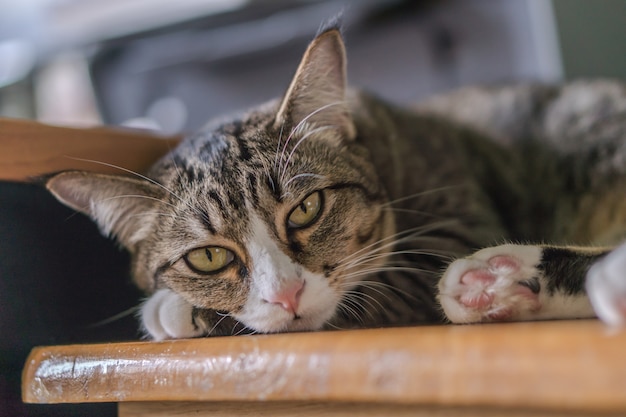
left=137, top=111, right=392, bottom=333
left=46, top=28, right=395, bottom=334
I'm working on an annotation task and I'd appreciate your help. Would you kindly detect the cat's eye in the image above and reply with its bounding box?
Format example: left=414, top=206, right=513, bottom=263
left=184, top=247, right=235, bottom=274
left=288, top=191, right=323, bottom=229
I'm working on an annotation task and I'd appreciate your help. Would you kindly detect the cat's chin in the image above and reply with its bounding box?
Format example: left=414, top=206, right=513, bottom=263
left=236, top=305, right=335, bottom=334
left=268, top=319, right=326, bottom=334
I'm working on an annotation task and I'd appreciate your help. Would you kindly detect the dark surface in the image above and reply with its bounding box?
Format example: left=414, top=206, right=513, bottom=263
left=0, top=182, right=142, bottom=417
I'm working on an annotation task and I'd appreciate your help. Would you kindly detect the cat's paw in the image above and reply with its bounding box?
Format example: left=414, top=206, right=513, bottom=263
left=439, top=245, right=543, bottom=323
left=587, top=243, right=626, bottom=326
left=140, top=288, right=208, bottom=340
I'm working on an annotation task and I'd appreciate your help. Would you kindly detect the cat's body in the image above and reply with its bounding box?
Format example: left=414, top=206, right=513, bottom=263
left=46, top=28, right=626, bottom=339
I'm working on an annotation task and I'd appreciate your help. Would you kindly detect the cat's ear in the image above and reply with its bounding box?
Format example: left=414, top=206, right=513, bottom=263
left=46, top=171, right=162, bottom=249
left=274, top=28, right=356, bottom=141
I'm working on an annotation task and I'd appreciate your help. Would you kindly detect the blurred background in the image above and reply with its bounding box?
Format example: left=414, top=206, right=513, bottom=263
left=1, top=0, right=625, bottom=416
left=1, top=0, right=624, bottom=134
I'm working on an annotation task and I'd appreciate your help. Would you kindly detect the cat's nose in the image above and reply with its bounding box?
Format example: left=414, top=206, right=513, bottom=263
left=265, top=281, right=305, bottom=315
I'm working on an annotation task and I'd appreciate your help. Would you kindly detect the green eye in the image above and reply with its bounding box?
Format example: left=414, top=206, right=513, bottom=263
left=288, top=191, right=323, bottom=229
left=184, top=247, right=235, bottom=273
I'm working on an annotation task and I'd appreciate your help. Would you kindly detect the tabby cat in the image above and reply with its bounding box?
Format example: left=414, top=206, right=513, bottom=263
left=46, top=26, right=626, bottom=340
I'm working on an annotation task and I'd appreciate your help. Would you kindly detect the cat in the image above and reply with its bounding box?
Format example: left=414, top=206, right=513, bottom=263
left=45, top=25, right=626, bottom=340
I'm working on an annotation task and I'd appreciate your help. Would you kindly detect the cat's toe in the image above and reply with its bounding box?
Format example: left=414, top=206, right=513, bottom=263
left=587, top=243, right=626, bottom=326
left=141, top=289, right=207, bottom=340
left=439, top=245, right=542, bottom=323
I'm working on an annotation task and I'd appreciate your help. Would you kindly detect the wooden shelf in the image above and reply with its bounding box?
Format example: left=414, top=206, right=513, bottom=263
left=22, top=320, right=626, bottom=416
left=0, top=118, right=179, bottom=182
left=8, top=119, right=626, bottom=415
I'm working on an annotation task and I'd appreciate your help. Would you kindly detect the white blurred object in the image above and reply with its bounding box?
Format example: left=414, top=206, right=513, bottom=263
left=120, top=97, right=188, bottom=134
left=35, top=52, right=101, bottom=126
left=121, top=117, right=162, bottom=132
left=146, top=96, right=188, bottom=135
left=0, top=39, right=36, bottom=88
left=587, top=243, right=626, bottom=327
left=47, top=0, right=247, bottom=48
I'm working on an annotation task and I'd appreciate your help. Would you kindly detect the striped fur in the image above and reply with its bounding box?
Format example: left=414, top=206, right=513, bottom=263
left=46, top=28, right=626, bottom=339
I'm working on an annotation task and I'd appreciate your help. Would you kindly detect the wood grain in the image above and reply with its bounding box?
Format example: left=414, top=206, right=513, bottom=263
left=22, top=320, right=626, bottom=413
left=118, top=401, right=625, bottom=417
left=0, top=118, right=180, bottom=181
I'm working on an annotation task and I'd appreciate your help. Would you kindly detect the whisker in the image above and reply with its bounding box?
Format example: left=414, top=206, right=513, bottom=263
left=343, top=249, right=454, bottom=270
left=380, top=185, right=464, bottom=208
left=273, top=122, right=286, bottom=179
left=341, top=266, right=437, bottom=281
left=256, top=156, right=276, bottom=196
left=283, top=173, right=326, bottom=190
left=279, top=126, right=333, bottom=184
left=67, top=157, right=182, bottom=202
left=85, top=305, right=141, bottom=328
left=324, top=321, right=346, bottom=330
left=343, top=290, right=385, bottom=316
left=230, top=320, right=243, bottom=336
left=338, top=220, right=458, bottom=265
left=351, top=282, right=400, bottom=303
left=341, top=279, right=421, bottom=305
left=336, top=300, right=364, bottom=324
left=207, top=313, right=229, bottom=336
left=381, top=207, right=443, bottom=218
left=233, top=322, right=251, bottom=336
left=127, top=211, right=177, bottom=222
left=99, top=194, right=179, bottom=210
left=277, top=101, right=343, bottom=176
left=67, top=156, right=210, bottom=225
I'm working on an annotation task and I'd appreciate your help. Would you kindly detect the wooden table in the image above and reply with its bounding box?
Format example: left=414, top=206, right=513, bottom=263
left=6, top=119, right=626, bottom=416
left=0, top=117, right=179, bottom=182
left=21, top=320, right=626, bottom=416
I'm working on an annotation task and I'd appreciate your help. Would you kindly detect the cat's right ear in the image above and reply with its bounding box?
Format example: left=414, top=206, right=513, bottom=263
left=274, top=27, right=356, bottom=141
left=45, top=171, right=162, bottom=249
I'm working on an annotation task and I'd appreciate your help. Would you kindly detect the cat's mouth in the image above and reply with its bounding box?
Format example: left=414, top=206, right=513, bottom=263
left=275, top=313, right=328, bottom=333
left=235, top=299, right=336, bottom=334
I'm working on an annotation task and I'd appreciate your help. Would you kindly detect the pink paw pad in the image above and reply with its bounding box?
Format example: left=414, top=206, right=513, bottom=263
left=487, top=308, right=513, bottom=321
left=460, top=269, right=495, bottom=286
left=458, top=269, right=495, bottom=308
left=459, top=291, right=494, bottom=309
left=487, top=255, right=519, bottom=271
left=440, top=245, right=545, bottom=324
left=456, top=255, right=535, bottom=313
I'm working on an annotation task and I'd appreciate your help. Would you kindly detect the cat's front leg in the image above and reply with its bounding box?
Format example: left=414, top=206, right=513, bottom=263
left=439, top=244, right=600, bottom=323
left=140, top=289, right=209, bottom=340
left=140, top=289, right=244, bottom=340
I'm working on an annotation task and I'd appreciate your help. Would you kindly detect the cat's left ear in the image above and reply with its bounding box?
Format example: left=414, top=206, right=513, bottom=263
left=274, top=27, right=356, bottom=141
left=46, top=171, right=163, bottom=250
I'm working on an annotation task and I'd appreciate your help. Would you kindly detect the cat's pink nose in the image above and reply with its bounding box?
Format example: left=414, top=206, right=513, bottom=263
left=266, top=281, right=305, bottom=315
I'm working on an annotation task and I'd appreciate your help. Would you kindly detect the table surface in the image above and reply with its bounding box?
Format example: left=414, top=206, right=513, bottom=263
left=22, top=320, right=626, bottom=413
left=9, top=119, right=626, bottom=414
left=0, top=117, right=179, bottom=182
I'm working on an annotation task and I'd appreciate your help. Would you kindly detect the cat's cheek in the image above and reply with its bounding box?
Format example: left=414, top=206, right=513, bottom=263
left=292, top=274, right=341, bottom=330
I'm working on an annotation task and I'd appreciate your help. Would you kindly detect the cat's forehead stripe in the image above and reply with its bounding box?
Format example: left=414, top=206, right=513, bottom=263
left=234, top=131, right=253, bottom=162
left=197, top=207, right=216, bottom=235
